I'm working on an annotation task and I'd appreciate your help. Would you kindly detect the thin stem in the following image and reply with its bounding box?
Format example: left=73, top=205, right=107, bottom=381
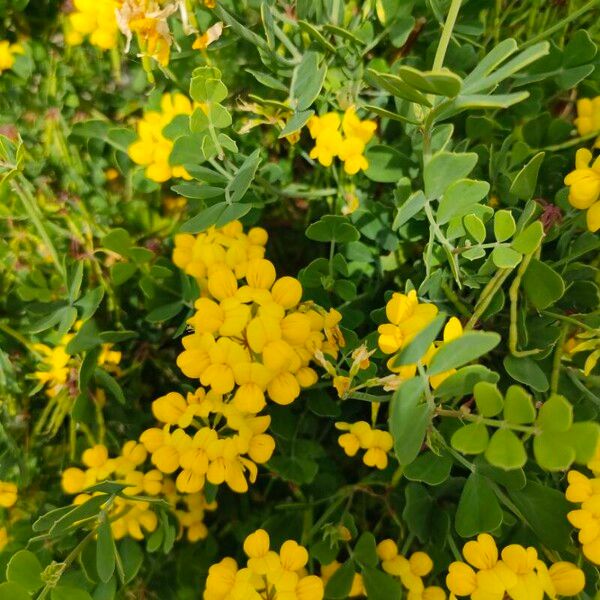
left=432, top=0, right=463, bottom=70
left=466, top=268, right=512, bottom=330
left=436, top=408, right=538, bottom=434
left=551, top=325, right=568, bottom=394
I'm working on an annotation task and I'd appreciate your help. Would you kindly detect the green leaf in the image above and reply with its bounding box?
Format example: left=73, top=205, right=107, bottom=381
left=353, top=533, right=378, bottom=568
left=428, top=331, right=501, bottom=375
left=522, top=258, right=565, bottom=309
left=510, top=152, right=545, bottom=200
left=567, top=422, right=600, bottom=464
left=492, top=246, right=522, bottom=268
left=389, top=377, right=430, bottom=465
left=484, top=429, right=527, bottom=470
left=533, top=434, right=575, bottom=471
left=291, top=52, right=327, bottom=111
left=397, top=66, right=462, bottom=97
left=455, top=472, right=503, bottom=537
left=463, top=38, right=518, bottom=87
left=464, top=214, right=486, bottom=243
left=361, top=567, right=404, bottom=600
left=433, top=365, right=499, bottom=399
left=511, top=221, right=544, bottom=254
left=474, top=382, right=504, bottom=417
left=51, top=495, right=108, bottom=535
left=33, top=505, right=77, bottom=532
left=279, top=110, right=314, bottom=138
left=227, top=150, right=261, bottom=204
left=94, top=369, right=126, bottom=405
left=508, top=481, right=571, bottom=550
left=391, top=313, right=446, bottom=367
left=297, top=21, right=336, bottom=53
left=424, top=152, right=478, bottom=200
left=96, top=519, right=116, bottom=583
left=364, top=145, right=409, bottom=183
left=6, top=550, right=43, bottom=593
left=118, top=539, right=143, bottom=584
left=365, top=69, right=432, bottom=106
left=363, top=104, right=419, bottom=125
left=51, top=587, right=94, bottom=600
left=437, top=179, right=490, bottom=224
left=324, top=559, right=355, bottom=599
left=537, top=394, right=572, bottom=433
left=503, top=355, right=549, bottom=392
left=451, top=422, right=490, bottom=454
left=179, top=202, right=253, bottom=233
left=503, top=385, right=535, bottom=424
left=0, top=583, right=30, bottom=600
left=305, top=215, right=360, bottom=243
left=494, top=210, right=516, bottom=242
left=393, top=190, right=426, bottom=229
left=463, top=42, right=550, bottom=94
left=404, top=451, right=452, bottom=485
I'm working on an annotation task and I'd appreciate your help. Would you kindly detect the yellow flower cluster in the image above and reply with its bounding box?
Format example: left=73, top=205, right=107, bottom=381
left=565, top=463, right=600, bottom=565
left=335, top=421, right=393, bottom=470
left=33, top=326, right=121, bottom=398
left=378, top=290, right=463, bottom=388
left=62, top=441, right=214, bottom=541
left=0, top=40, right=23, bottom=73
left=128, top=93, right=195, bottom=183
left=204, top=529, right=324, bottom=600
left=575, top=96, right=600, bottom=147
left=143, top=221, right=343, bottom=495
left=307, top=107, right=376, bottom=175
left=564, top=148, right=600, bottom=232
left=377, top=539, right=445, bottom=600
left=446, top=533, right=584, bottom=599
left=65, top=0, right=121, bottom=50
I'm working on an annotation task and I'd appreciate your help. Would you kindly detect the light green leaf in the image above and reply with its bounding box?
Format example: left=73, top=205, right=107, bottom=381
left=305, top=215, right=360, bottom=243
left=503, top=385, right=535, bottom=424
left=437, top=179, right=490, bottom=224
left=494, top=210, right=516, bottom=242
left=428, top=331, right=501, bottom=375
left=474, top=382, right=504, bottom=417
left=485, top=429, right=527, bottom=470
left=492, top=246, right=522, bottom=268
left=424, top=152, right=478, bottom=200
left=451, top=422, right=490, bottom=454
left=6, top=550, right=43, bottom=593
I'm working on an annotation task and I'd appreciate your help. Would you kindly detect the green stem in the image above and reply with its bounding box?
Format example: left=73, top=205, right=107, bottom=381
left=550, top=325, right=568, bottom=394
left=432, top=0, right=463, bottom=70
left=466, top=268, right=512, bottom=330
left=543, top=311, right=599, bottom=335
left=436, top=408, right=538, bottom=434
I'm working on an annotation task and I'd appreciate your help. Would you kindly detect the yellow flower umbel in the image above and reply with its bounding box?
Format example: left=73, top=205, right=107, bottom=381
left=66, top=0, right=121, bottom=50
left=445, top=533, right=585, bottom=599
left=574, top=97, right=600, bottom=147
left=204, top=529, right=324, bottom=600
left=128, top=92, right=195, bottom=183
left=307, top=107, right=376, bottom=175
left=564, top=148, right=600, bottom=232
left=335, top=421, right=393, bottom=470
left=0, top=40, right=23, bottom=73
left=144, top=221, right=340, bottom=496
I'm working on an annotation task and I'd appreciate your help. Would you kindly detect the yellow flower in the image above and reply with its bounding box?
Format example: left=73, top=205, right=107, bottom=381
left=128, top=93, right=194, bottom=183
left=67, top=0, right=120, bottom=50
left=192, top=22, right=223, bottom=51
left=335, top=422, right=393, bottom=469
left=564, top=148, right=600, bottom=232
left=574, top=97, right=600, bottom=146
left=321, top=561, right=365, bottom=597
left=0, top=40, right=23, bottom=73
left=427, top=317, right=464, bottom=389
left=0, top=482, right=17, bottom=508
left=378, top=290, right=439, bottom=354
